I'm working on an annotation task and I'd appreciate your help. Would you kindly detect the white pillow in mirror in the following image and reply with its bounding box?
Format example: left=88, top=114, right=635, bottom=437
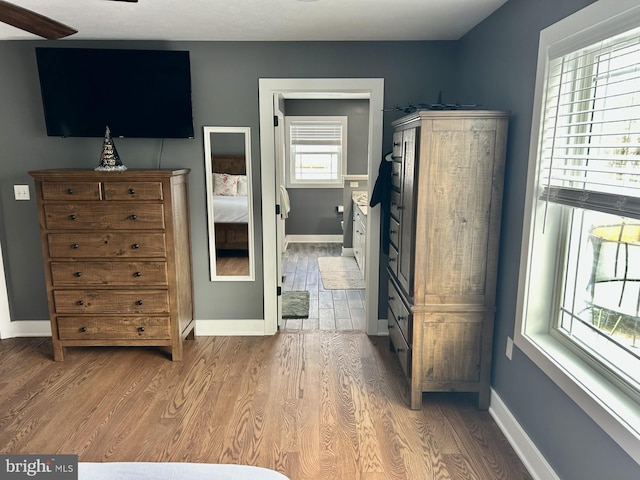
left=237, top=175, right=248, bottom=196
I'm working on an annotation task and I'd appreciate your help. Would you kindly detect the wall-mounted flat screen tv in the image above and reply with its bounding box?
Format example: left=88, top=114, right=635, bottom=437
left=35, top=47, right=194, bottom=139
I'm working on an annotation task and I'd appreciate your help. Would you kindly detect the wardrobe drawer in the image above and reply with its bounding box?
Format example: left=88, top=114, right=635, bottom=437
left=103, top=182, right=164, bottom=201
left=389, top=315, right=411, bottom=378
left=47, top=233, right=167, bottom=258
left=389, top=217, right=400, bottom=249
left=53, top=289, right=170, bottom=314
left=51, top=261, right=168, bottom=286
left=41, top=182, right=101, bottom=201
left=388, top=278, right=411, bottom=342
left=43, top=203, right=165, bottom=230
left=390, top=190, right=401, bottom=220
left=57, top=316, right=171, bottom=340
left=388, top=244, right=399, bottom=278
left=391, top=161, right=402, bottom=190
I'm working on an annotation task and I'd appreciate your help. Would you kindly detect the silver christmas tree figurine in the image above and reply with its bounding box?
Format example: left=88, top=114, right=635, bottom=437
left=95, top=126, right=127, bottom=171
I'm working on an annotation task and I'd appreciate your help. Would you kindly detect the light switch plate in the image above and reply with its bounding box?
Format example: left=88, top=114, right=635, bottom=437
left=14, top=185, right=30, bottom=201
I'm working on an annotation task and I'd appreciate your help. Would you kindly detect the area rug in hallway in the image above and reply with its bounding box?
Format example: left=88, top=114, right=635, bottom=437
left=282, top=291, right=310, bottom=318
left=317, top=256, right=365, bottom=290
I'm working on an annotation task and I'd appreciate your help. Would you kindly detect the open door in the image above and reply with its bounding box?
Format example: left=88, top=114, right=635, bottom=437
left=274, top=94, right=286, bottom=329
left=259, top=78, right=384, bottom=336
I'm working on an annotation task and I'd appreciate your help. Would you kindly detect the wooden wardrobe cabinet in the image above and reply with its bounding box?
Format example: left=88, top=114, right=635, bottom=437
left=29, top=169, right=195, bottom=361
left=387, top=110, right=509, bottom=410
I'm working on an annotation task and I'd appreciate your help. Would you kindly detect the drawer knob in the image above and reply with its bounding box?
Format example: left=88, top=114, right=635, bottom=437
left=396, top=347, right=405, bottom=353
left=398, top=315, right=405, bottom=321
left=71, top=243, right=79, bottom=249
left=138, top=326, right=145, bottom=333
left=132, top=243, right=140, bottom=249
left=136, top=300, right=143, bottom=306
left=66, top=188, right=74, bottom=194
left=388, top=324, right=394, bottom=329
left=128, top=188, right=136, bottom=195
left=68, top=214, right=77, bottom=220
left=393, top=142, right=400, bottom=147
left=389, top=295, right=395, bottom=301
left=129, top=214, right=137, bottom=220
left=76, top=300, right=84, bottom=306
left=79, top=326, right=87, bottom=333
left=133, top=271, right=142, bottom=277
left=389, top=257, right=396, bottom=262
left=392, top=172, right=400, bottom=177
left=74, top=272, right=82, bottom=277
left=390, top=229, right=397, bottom=234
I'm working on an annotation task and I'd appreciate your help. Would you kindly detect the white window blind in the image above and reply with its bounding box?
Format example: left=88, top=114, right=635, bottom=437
left=287, top=117, right=346, bottom=186
left=540, top=25, right=640, bottom=218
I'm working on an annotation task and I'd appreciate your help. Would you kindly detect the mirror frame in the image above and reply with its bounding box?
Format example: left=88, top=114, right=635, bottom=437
left=203, top=126, right=255, bottom=281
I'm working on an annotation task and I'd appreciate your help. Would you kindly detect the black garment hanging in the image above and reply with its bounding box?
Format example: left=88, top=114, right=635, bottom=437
left=370, top=153, right=393, bottom=255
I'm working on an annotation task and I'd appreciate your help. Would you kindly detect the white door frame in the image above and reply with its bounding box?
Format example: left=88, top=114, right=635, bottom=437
left=259, top=78, right=385, bottom=335
left=0, top=240, right=13, bottom=338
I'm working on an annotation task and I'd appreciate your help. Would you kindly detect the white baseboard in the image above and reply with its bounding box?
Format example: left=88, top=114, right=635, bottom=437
left=286, top=234, right=343, bottom=244
left=377, top=318, right=389, bottom=336
left=2, top=319, right=268, bottom=338
left=195, top=319, right=266, bottom=336
left=1, top=320, right=51, bottom=338
left=489, top=388, right=559, bottom=480
left=342, top=247, right=355, bottom=257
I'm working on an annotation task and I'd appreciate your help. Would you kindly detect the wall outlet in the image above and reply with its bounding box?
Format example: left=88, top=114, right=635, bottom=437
left=505, top=336, right=514, bottom=360
left=14, top=185, right=30, bottom=201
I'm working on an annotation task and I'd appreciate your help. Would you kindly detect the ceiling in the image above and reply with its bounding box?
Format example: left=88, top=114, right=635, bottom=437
left=0, top=0, right=508, bottom=42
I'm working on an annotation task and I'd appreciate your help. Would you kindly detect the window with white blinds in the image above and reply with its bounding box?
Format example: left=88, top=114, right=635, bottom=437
left=518, top=2, right=640, bottom=460
left=285, top=116, right=347, bottom=187
left=540, top=25, right=640, bottom=218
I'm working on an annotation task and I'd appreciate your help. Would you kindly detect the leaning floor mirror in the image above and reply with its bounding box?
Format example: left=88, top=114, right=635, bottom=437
left=203, top=126, right=255, bottom=281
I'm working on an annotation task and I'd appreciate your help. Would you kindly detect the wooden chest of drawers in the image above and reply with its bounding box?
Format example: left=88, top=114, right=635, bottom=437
left=29, top=169, right=195, bottom=361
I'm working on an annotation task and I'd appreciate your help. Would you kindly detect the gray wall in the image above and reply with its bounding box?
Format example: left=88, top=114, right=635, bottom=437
left=0, top=40, right=456, bottom=321
left=454, top=0, right=640, bottom=478
left=283, top=99, right=369, bottom=237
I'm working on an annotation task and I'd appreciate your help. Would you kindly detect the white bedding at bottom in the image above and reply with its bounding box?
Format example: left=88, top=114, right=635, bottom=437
left=79, top=462, right=289, bottom=480
left=213, top=195, right=249, bottom=223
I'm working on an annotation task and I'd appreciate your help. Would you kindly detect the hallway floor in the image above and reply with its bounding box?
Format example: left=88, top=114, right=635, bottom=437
left=281, top=243, right=366, bottom=331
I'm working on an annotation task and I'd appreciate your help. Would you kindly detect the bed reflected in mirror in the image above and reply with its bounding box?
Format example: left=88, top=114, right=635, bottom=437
left=203, top=126, right=255, bottom=281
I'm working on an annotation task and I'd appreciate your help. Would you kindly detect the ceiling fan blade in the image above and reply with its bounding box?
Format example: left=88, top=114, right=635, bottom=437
left=0, top=0, right=77, bottom=39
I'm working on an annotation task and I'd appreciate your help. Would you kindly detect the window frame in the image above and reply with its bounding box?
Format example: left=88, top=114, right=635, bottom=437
left=284, top=116, right=348, bottom=188
left=515, top=0, right=640, bottom=465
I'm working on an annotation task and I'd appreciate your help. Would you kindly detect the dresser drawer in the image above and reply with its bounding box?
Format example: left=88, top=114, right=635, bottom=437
left=57, top=316, right=171, bottom=340
left=51, top=261, right=168, bottom=286
left=53, top=290, right=170, bottom=314
left=43, top=203, right=165, bottom=230
left=103, top=182, right=164, bottom=200
left=41, top=182, right=101, bottom=201
left=48, top=233, right=167, bottom=258
left=388, top=278, right=411, bottom=342
left=389, top=315, right=411, bottom=378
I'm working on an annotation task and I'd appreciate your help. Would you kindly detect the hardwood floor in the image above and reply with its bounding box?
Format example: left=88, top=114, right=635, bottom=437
left=0, top=333, right=532, bottom=480
left=282, top=243, right=366, bottom=331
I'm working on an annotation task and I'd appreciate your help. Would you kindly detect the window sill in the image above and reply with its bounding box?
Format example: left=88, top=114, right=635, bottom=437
left=514, top=330, right=640, bottom=464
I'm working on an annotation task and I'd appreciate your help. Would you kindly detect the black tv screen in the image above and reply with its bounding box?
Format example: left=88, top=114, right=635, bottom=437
left=35, top=48, right=194, bottom=138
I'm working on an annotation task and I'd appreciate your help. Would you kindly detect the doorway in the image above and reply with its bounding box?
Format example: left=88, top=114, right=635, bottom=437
left=258, top=78, right=385, bottom=336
